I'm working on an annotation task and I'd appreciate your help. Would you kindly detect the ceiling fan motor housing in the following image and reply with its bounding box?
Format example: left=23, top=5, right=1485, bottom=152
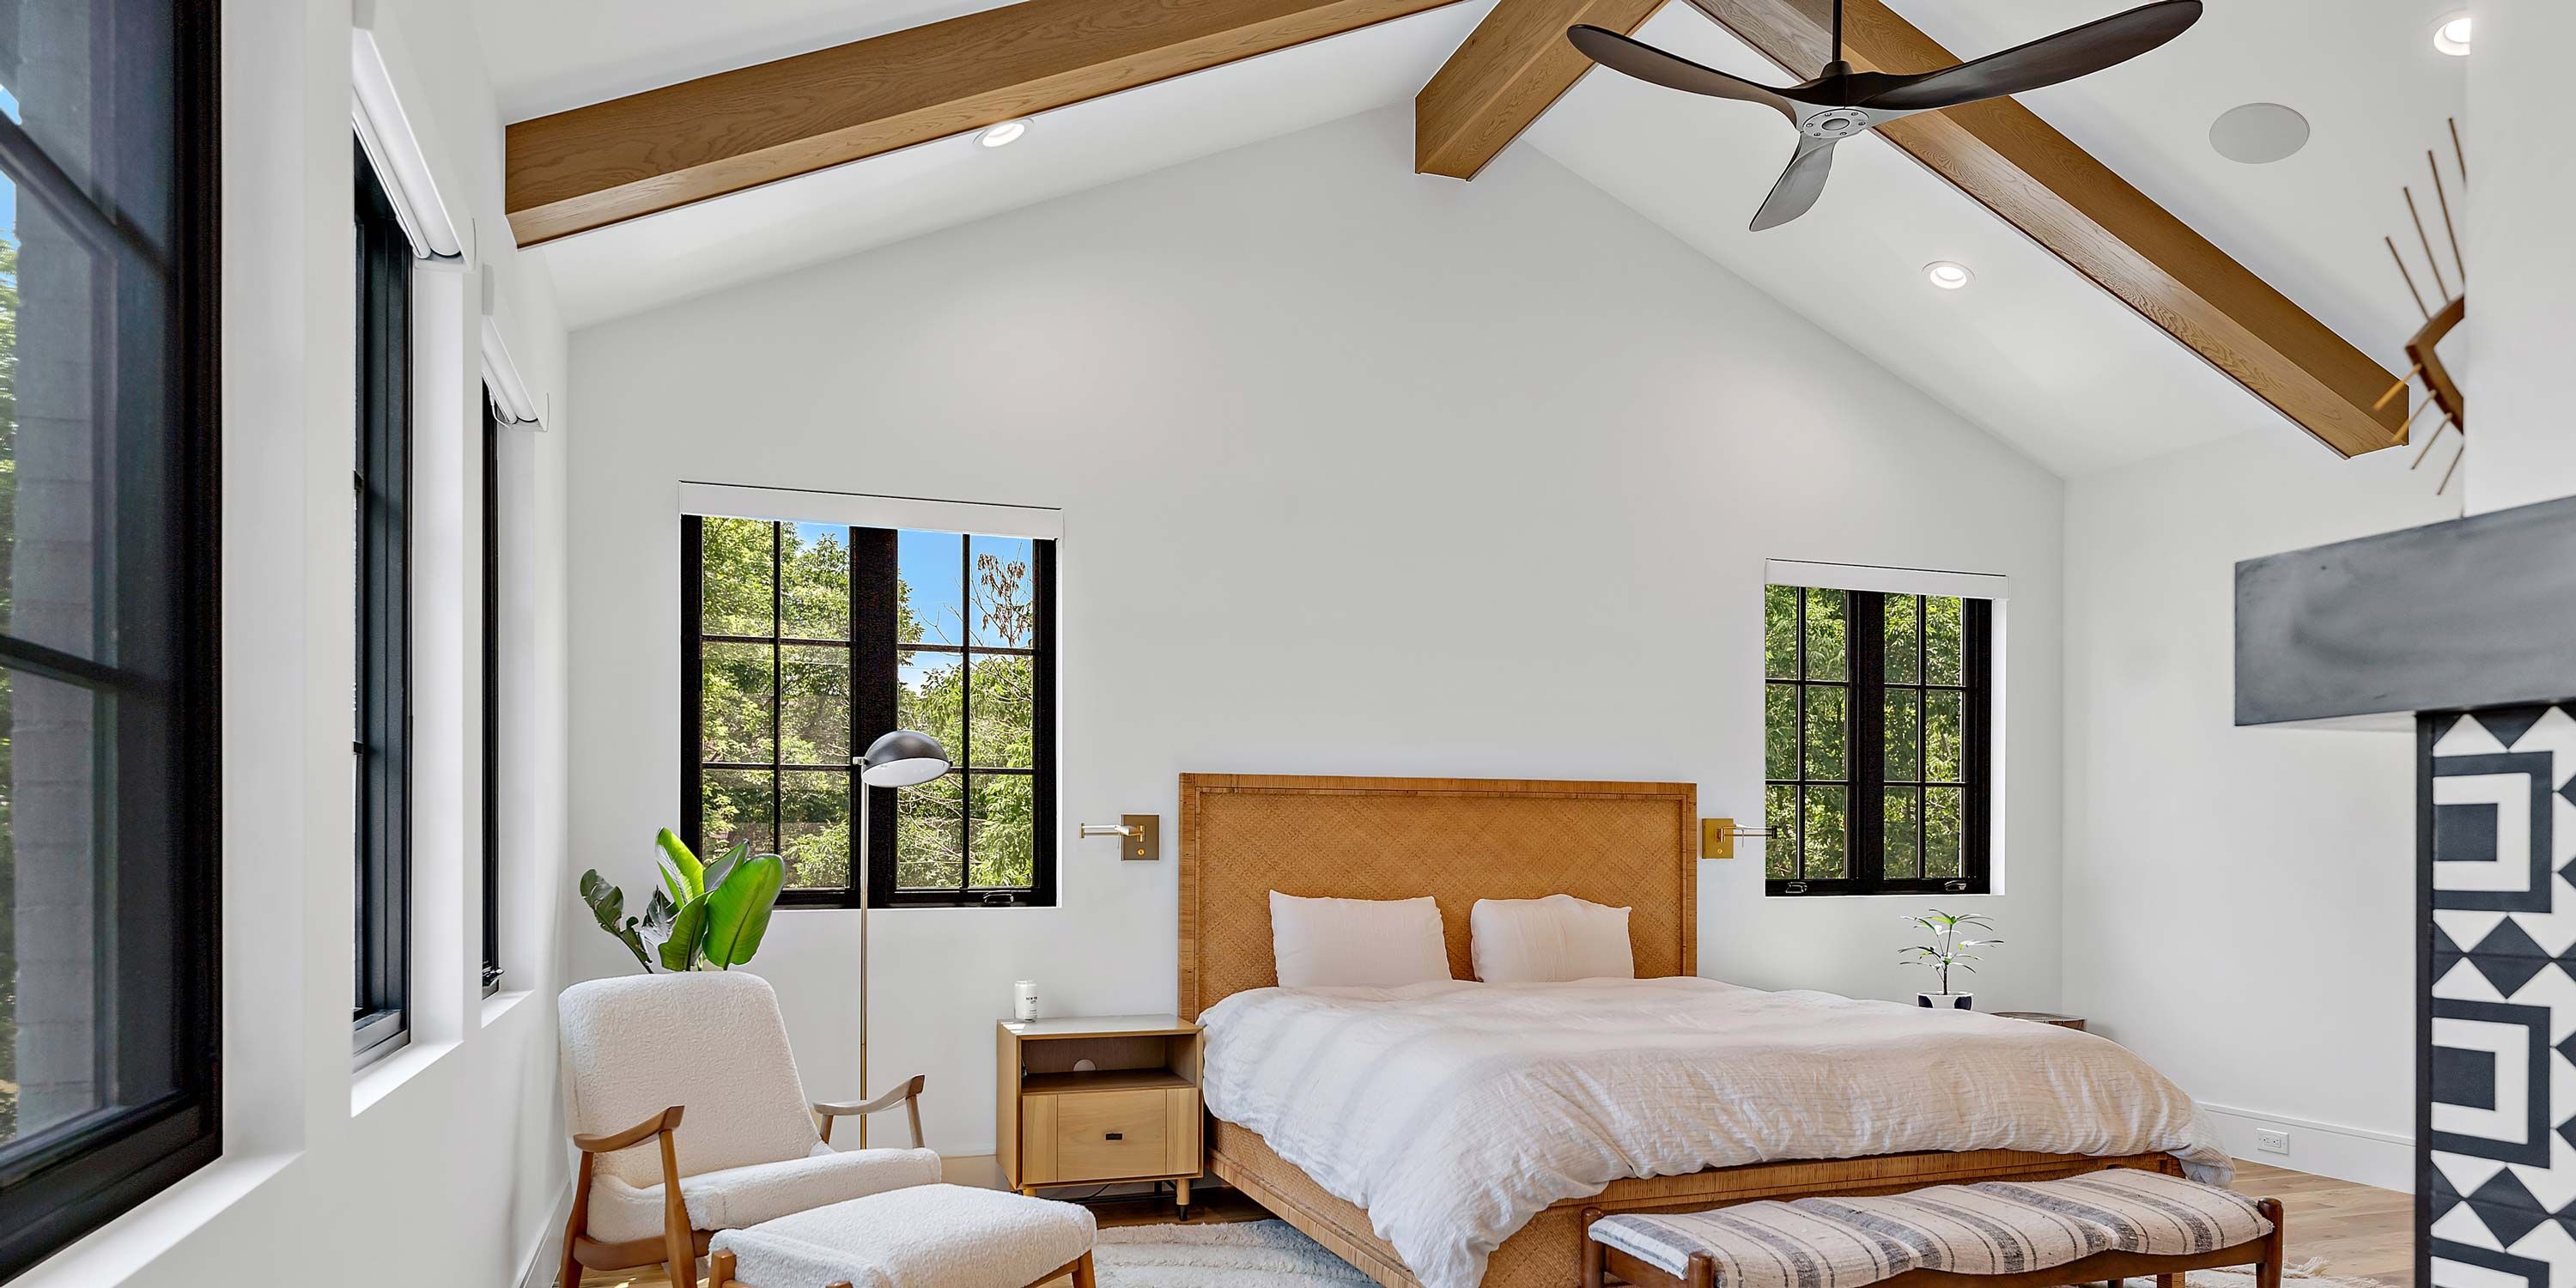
left=1801, top=108, right=1873, bottom=139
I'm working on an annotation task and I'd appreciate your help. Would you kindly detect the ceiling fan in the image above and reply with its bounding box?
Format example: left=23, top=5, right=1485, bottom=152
left=1568, top=0, right=2202, bottom=231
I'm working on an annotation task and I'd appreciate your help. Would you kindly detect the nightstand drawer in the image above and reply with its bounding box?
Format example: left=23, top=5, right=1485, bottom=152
left=1054, top=1088, right=1169, bottom=1179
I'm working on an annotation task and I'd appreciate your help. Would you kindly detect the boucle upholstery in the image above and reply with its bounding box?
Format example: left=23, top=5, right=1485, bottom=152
left=1590, top=1167, right=2273, bottom=1285
left=588, top=1142, right=943, bottom=1244
left=710, top=1183, right=1096, bottom=1288
left=560, top=971, right=939, bottom=1244
left=562, top=972, right=823, bottom=1187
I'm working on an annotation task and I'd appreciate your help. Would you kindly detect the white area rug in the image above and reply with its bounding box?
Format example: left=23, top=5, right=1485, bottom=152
left=1093, top=1220, right=1378, bottom=1286
left=1091, top=1224, right=2387, bottom=1288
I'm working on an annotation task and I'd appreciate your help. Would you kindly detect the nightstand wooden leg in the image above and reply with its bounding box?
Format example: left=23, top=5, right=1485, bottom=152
left=1021, top=1186, right=1037, bottom=1198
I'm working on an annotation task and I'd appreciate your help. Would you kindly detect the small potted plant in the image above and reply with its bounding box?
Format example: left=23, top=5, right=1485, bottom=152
left=1902, top=909, right=2000, bottom=1010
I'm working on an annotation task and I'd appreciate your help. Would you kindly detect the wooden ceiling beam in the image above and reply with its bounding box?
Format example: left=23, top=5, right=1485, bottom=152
left=505, top=0, right=1467, bottom=246
left=1412, top=0, right=2409, bottom=458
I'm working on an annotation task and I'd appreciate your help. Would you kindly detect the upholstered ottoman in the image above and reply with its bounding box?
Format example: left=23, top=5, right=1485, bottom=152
left=708, top=1182, right=1097, bottom=1288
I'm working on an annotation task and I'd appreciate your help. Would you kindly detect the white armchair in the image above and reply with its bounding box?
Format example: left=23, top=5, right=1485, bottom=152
left=556, top=971, right=940, bottom=1287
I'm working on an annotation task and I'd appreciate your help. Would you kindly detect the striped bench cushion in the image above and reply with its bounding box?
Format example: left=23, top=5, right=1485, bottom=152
left=1589, top=1168, right=2273, bottom=1286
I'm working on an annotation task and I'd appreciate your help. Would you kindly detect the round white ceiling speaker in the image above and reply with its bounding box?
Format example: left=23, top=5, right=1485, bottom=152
left=2208, top=102, right=2312, bottom=164
left=2433, top=11, right=2471, bottom=55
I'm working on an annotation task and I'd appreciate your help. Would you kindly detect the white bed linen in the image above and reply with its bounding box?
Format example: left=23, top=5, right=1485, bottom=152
left=1199, top=977, right=2229, bottom=1288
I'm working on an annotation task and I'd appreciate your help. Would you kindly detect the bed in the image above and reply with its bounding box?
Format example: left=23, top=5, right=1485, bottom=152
left=1176, top=773, right=2222, bottom=1288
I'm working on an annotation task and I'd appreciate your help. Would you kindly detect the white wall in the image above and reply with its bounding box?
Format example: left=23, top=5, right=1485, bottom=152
left=2063, top=429, right=2458, bottom=1190
left=566, top=106, right=2070, bottom=1156
left=20, top=2, right=575, bottom=1285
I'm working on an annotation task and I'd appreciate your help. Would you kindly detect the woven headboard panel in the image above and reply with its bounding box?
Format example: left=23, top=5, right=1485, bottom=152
left=1176, top=774, right=1698, bottom=1020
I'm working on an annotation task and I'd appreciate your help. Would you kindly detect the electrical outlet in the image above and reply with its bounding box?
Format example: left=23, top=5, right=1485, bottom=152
left=2255, top=1128, right=2291, bottom=1155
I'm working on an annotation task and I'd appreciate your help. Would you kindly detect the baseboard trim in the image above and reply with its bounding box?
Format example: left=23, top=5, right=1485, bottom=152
left=2199, top=1102, right=2412, bottom=1194
left=517, top=1179, right=572, bottom=1288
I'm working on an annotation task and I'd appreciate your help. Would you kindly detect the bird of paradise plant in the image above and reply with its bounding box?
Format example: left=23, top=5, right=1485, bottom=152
left=1902, top=909, right=2002, bottom=997
left=580, top=829, right=787, bottom=972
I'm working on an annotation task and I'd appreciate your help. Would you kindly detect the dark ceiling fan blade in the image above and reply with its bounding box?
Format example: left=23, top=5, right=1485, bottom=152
left=1749, top=135, right=1837, bottom=232
left=1859, top=0, right=2202, bottom=113
left=1566, top=25, right=1797, bottom=121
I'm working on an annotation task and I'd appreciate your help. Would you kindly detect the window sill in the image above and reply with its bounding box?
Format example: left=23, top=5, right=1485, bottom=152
left=1764, top=889, right=2006, bottom=899
left=350, top=1036, right=460, bottom=1118
left=479, top=987, right=533, bottom=1030
left=13, top=1151, right=297, bottom=1288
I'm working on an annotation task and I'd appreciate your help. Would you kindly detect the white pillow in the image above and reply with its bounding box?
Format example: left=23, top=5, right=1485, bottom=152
left=1268, top=892, right=1452, bottom=989
left=1469, top=895, right=1634, bottom=983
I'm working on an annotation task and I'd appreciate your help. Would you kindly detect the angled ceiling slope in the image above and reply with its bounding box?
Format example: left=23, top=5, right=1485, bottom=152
left=1412, top=0, right=2411, bottom=459
left=528, top=3, right=1498, bottom=329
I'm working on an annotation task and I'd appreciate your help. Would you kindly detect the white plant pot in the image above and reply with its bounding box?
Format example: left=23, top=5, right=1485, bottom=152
left=1917, top=992, right=1975, bottom=1011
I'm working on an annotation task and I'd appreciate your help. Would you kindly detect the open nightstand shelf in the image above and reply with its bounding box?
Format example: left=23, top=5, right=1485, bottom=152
left=998, top=1015, right=1206, bottom=1214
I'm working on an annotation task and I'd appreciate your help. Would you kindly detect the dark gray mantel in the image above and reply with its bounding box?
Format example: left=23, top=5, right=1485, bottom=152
left=2235, top=493, right=2576, bottom=726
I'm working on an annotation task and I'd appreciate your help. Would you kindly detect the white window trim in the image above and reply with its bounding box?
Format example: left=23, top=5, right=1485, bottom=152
left=1763, top=558, right=2008, bottom=602
left=677, top=482, right=1064, bottom=540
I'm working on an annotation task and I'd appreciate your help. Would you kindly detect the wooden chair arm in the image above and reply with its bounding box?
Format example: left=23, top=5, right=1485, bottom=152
left=814, top=1075, right=926, bottom=1147
left=572, top=1104, right=684, bottom=1153
left=813, top=1074, right=925, bottom=1118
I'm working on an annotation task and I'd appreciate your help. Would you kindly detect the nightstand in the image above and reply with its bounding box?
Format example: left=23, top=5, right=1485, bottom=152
left=997, top=1015, right=1205, bottom=1214
left=1992, top=1011, right=2087, bottom=1031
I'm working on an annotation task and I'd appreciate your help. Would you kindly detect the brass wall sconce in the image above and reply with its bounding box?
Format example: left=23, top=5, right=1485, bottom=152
left=1079, top=815, right=1160, bottom=860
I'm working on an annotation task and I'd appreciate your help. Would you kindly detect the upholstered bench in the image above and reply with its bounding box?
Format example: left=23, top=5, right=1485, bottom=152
left=707, top=1182, right=1098, bottom=1288
left=1581, top=1166, right=2284, bottom=1288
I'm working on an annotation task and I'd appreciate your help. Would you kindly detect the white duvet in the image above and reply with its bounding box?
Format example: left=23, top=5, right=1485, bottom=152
left=1199, top=977, right=2230, bottom=1288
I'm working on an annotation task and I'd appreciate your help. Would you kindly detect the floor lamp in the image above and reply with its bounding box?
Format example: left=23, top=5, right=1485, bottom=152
left=854, top=728, right=951, bottom=1148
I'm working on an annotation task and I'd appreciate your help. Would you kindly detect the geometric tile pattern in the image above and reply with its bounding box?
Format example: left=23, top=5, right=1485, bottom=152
left=2427, top=706, right=2576, bottom=1288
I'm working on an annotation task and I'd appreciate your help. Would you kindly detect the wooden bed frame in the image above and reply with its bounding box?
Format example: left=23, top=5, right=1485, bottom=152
left=1176, top=772, right=2180, bottom=1288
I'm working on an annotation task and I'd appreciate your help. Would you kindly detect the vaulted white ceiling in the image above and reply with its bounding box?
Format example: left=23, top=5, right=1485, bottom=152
left=476, top=0, right=2468, bottom=474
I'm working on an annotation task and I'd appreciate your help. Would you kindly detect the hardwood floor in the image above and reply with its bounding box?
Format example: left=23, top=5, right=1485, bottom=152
left=2229, top=1160, right=2413, bottom=1287
left=574, top=1157, right=2409, bottom=1288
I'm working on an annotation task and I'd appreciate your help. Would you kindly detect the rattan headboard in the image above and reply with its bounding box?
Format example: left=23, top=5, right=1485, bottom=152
left=1176, top=774, right=1698, bottom=1019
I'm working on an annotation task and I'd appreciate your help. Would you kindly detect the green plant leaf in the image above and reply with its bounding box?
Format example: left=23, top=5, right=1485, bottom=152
left=637, top=888, right=678, bottom=969
left=658, top=894, right=709, bottom=972
left=654, top=828, right=706, bottom=904
left=702, top=839, right=750, bottom=901
left=702, top=854, right=787, bottom=969
left=579, top=869, right=651, bottom=970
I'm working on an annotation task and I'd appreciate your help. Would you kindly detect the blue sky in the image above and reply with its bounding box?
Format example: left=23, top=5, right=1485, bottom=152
left=891, top=528, right=1035, bottom=692
left=0, top=83, right=17, bottom=239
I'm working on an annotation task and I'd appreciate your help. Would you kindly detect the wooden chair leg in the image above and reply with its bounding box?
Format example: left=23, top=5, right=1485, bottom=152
left=560, top=1152, right=595, bottom=1288
left=1070, top=1250, right=1098, bottom=1288
left=708, top=1250, right=736, bottom=1288
left=658, top=1131, right=696, bottom=1288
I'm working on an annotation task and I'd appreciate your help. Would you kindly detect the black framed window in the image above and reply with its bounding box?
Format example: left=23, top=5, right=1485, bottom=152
left=1764, top=586, right=1990, bottom=896
left=0, top=0, right=222, bottom=1277
left=479, top=392, right=501, bottom=996
left=682, top=518, right=1056, bottom=908
left=353, top=144, right=410, bottom=1062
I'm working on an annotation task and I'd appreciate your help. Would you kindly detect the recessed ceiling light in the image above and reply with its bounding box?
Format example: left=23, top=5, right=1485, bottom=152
left=979, top=119, right=1029, bottom=149
left=2433, top=11, right=2470, bottom=55
left=2209, top=102, right=2312, bottom=164
left=1924, top=261, right=1973, bottom=290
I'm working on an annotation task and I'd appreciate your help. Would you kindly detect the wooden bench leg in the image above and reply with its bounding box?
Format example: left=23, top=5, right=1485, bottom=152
left=1071, top=1250, right=1098, bottom=1288
left=708, top=1250, right=735, bottom=1287
left=1582, top=1208, right=1607, bottom=1288
left=1687, top=1252, right=1717, bottom=1288
left=2257, top=1198, right=2287, bottom=1288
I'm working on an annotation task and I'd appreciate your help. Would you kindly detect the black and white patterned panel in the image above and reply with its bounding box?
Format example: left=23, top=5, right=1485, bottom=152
left=2427, top=705, right=2576, bottom=1288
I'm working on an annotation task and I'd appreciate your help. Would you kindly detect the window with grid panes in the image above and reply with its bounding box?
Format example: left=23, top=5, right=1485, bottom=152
left=682, top=517, right=1056, bottom=908
left=1763, top=585, right=1991, bottom=895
